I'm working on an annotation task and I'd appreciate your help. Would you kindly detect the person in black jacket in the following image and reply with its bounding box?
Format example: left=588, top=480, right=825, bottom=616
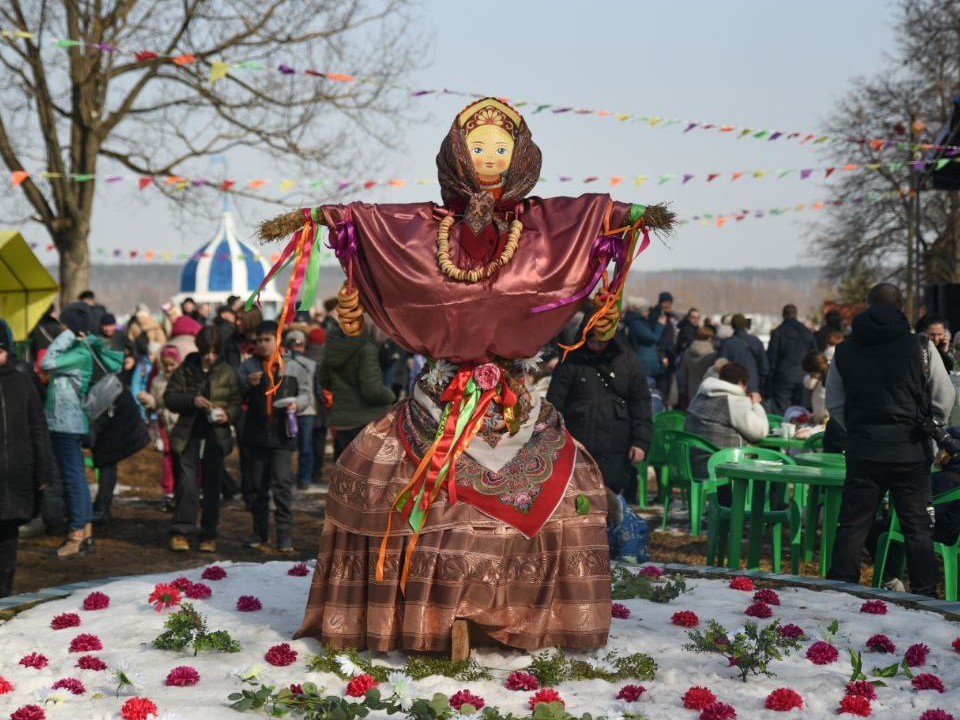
left=0, top=334, right=53, bottom=597
left=765, top=304, right=818, bottom=413
left=547, top=329, right=653, bottom=505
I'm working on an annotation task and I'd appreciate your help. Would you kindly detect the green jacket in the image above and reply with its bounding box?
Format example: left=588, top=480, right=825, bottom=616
left=321, top=326, right=395, bottom=429
left=163, top=353, right=242, bottom=455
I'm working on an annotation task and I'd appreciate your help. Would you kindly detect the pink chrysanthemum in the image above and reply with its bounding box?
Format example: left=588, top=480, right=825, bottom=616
left=919, top=710, right=955, bottom=720
left=638, top=565, right=663, bottom=578
left=201, top=565, right=227, bottom=580
left=729, top=576, right=755, bottom=591
left=51, top=677, right=85, bottom=695
left=0, top=676, right=13, bottom=694
left=616, top=684, right=646, bottom=702
left=778, top=623, right=805, bottom=639
left=236, top=595, right=262, bottom=612
left=765, top=688, right=802, bottom=711
left=611, top=603, right=631, bottom=619
left=845, top=681, right=877, bottom=700
left=50, top=612, right=81, bottom=630
left=184, top=582, right=211, bottom=600
left=905, top=643, right=930, bottom=667
left=148, top=583, right=182, bottom=612
left=288, top=562, right=310, bottom=577
left=745, top=602, right=772, bottom=618
left=10, top=705, right=46, bottom=720
left=753, top=588, right=780, bottom=605
left=838, top=695, right=871, bottom=716
left=529, top=688, right=564, bottom=710
left=860, top=600, right=887, bottom=615
left=68, top=633, right=103, bottom=652
left=165, top=666, right=200, bottom=687
left=806, top=640, right=839, bottom=665
left=121, top=696, right=159, bottom=720
left=170, top=577, right=193, bottom=591
left=953, top=636, right=960, bottom=653
left=346, top=673, right=378, bottom=698
left=75, top=655, right=107, bottom=671
left=865, top=634, right=896, bottom=653
left=449, top=690, right=485, bottom=711
left=672, top=610, right=700, bottom=627
left=700, top=702, right=737, bottom=720
left=82, top=591, right=110, bottom=610
left=265, top=643, right=298, bottom=667
left=683, top=686, right=717, bottom=710
left=18, top=653, right=48, bottom=669
left=505, top=671, right=539, bottom=691
left=290, top=683, right=303, bottom=694
left=912, top=673, right=945, bottom=692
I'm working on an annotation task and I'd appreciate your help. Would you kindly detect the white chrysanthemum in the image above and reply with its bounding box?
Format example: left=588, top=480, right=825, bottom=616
left=336, top=653, right=363, bottom=678
left=387, top=671, right=414, bottom=710
left=521, top=352, right=544, bottom=373
left=229, top=664, right=264, bottom=683
left=425, top=359, right=456, bottom=388
left=584, top=652, right=619, bottom=674
left=35, top=687, right=71, bottom=704
left=114, top=660, right=144, bottom=692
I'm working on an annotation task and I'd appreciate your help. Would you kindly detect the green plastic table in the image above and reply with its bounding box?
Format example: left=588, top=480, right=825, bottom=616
left=714, top=461, right=846, bottom=576
left=794, top=452, right=846, bottom=468
left=757, top=435, right=807, bottom=451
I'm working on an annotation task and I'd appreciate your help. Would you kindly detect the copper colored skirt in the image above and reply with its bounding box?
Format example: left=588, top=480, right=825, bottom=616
left=293, top=410, right=612, bottom=652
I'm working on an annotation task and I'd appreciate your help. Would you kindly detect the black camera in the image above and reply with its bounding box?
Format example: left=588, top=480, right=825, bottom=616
left=920, top=419, right=960, bottom=456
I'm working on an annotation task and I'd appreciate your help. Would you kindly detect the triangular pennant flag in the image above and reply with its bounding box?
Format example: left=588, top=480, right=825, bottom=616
left=209, top=61, right=230, bottom=82
left=11, top=170, right=29, bottom=186
left=326, top=73, right=355, bottom=82
left=363, top=180, right=377, bottom=189
left=56, top=39, right=81, bottom=48
left=753, top=130, right=770, bottom=140
left=280, top=179, right=296, bottom=191
left=937, top=158, right=951, bottom=170
left=165, top=175, right=185, bottom=185
left=719, top=125, right=735, bottom=133
left=634, top=176, right=647, bottom=187
left=221, top=180, right=236, bottom=191
left=72, top=173, right=94, bottom=182
left=138, top=177, right=153, bottom=190
left=800, top=169, right=813, bottom=180
left=707, top=173, right=720, bottom=182
left=173, top=54, right=196, bottom=66
left=609, top=176, right=624, bottom=187
left=657, top=174, right=674, bottom=185
left=248, top=179, right=267, bottom=189
left=825, top=167, right=835, bottom=178
left=842, top=164, right=859, bottom=171
left=738, top=128, right=752, bottom=139
left=135, top=50, right=158, bottom=62
left=682, top=174, right=694, bottom=185
left=731, top=172, right=744, bottom=182
left=717, top=217, right=728, bottom=227
left=387, top=178, right=406, bottom=187
left=753, top=170, right=768, bottom=178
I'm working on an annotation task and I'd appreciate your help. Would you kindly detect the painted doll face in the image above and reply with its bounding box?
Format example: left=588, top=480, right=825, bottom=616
left=467, top=124, right=514, bottom=182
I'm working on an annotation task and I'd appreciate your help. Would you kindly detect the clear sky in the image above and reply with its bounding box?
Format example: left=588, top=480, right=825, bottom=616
left=16, top=0, right=901, bottom=271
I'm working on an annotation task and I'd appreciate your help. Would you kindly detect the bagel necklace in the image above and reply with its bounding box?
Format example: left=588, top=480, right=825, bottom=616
left=436, top=215, right=523, bottom=283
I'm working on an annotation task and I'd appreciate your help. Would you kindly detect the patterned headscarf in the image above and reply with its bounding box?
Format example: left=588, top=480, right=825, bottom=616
left=436, top=98, right=542, bottom=235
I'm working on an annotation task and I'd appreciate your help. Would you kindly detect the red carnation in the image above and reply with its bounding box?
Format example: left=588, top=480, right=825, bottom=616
left=683, top=686, right=717, bottom=710
left=505, top=671, right=539, bottom=691
left=953, top=636, right=960, bottom=653
left=51, top=677, right=85, bottom=695
left=638, top=565, right=663, bottom=578
left=859, top=600, right=887, bottom=615
left=529, top=688, right=564, bottom=710
left=865, top=634, right=896, bottom=653
left=745, top=602, right=772, bottom=618
left=69, top=633, right=103, bottom=652
left=184, top=582, right=212, bottom=600
left=700, top=702, right=736, bottom=720
left=346, top=673, right=378, bottom=698
left=778, top=623, right=805, bottom=639
left=236, top=595, right=262, bottom=612
left=729, top=576, right=755, bottom=591
left=18, top=653, right=48, bottom=669
left=672, top=610, right=700, bottom=627
left=170, top=577, right=193, bottom=591
left=121, top=696, right=159, bottom=720
left=51, top=612, right=81, bottom=630
left=844, top=681, right=877, bottom=700
left=265, top=643, right=298, bottom=667
left=765, top=688, right=803, bottom=711
left=920, top=711, right=955, bottom=720
left=616, top=684, right=646, bottom=702
left=10, top=705, right=45, bottom=720
left=76, top=655, right=107, bottom=671
left=201, top=565, right=227, bottom=580
left=149, top=583, right=182, bottom=612
left=165, top=666, right=200, bottom=687
left=905, top=642, right=930, bottom=667
left=753, top=588, right=780, bottom=605
left=0, top=676, right=13, bottom=694
left=449, top=689, right=485, bottom=711
left=838, top=695, right=871, bottom=716
left=288, top=562, right=310, bottom=576
left=912, top=673, right=945, bottom=692
left=82, top=591, right=110, bottom=610
left=290, top=683, right=304, bottom=694
left=611, top=603, right=631, bottom=619
left=806, top=640, right=839, bottom=665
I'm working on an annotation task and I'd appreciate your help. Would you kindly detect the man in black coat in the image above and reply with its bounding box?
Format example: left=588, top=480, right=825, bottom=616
left=765, top=304, right=818, bottom=413
left=547, top=329, right=653, bottom=505
left=719, top=313, right=769, bottom=395
left=0, top=334, right=53, bottom=596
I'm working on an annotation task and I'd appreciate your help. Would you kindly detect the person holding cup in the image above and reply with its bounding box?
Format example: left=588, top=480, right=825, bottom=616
left=163, top=326, right=241, bottom=553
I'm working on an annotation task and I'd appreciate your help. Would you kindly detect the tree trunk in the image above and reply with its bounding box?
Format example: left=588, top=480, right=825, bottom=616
left=56, top=230, right=91, bottom=307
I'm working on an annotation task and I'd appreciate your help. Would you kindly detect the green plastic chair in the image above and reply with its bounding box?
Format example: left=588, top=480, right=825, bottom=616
left=704, top=447, right=798, bottom=572
left=801, top=432, right=825, bottom=452
left=659, top=429, right=719, bottom=533
left=872, top=484, right=960, bottom=600
left=635, top=410, right=686, bottom=508
left=766, top=413, right=784, bottom=431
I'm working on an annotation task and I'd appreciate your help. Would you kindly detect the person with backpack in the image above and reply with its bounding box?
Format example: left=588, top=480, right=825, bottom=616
left=40, top=305, right=123, bottom=558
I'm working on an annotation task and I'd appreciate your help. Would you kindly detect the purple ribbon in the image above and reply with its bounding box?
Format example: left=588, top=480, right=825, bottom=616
left=531, top=232, right=623, bottom=314
left=326, top=209, right=359, bottom=267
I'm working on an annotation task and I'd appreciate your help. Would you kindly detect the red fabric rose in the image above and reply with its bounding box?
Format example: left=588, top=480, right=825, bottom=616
left=184, top=582, right=212, bottom=600
left=682, top=686, right=717, bottom=710
left=859, top=600, right=887, bottom=615
left=865, top=634, right=896, bottom=653
left=912, top=673, right=945, bottom=692
left=288, top=562, right=310, bottom=576
left=121, top=696, right=159, bottom=720
left=449, top=690, right=485, bottom=711
left=76, top=655, right=107, bottom=671
left=905, top=643, right=930, bottom=667
left=82, top=591, right=110, bottom=610
left=346, top=673, right=378, bottom=698
left=68, top=633, right=103, bottom=652
left=18, top=653, right=48, bottom=669
left=753, top=589, right=780, bottom=605
left=170, top=577, right=193, bottom=591
left=265, top=643, right=298, bottom=667
left=165, top=666, right=200, bottom=687
left=529, top=688, right=564, bottom=710
left=0, top=675, right=13, bottom=694
left=51, top=678, right=86, bottom=695
left=236, top=595, right=262, bottom=612
left=778, top=623, right=805, bottom=639
left=838, top=695, right=871, bottom=716
left=919, top=711, right=955, bottom=720
left=10, top=705, right=45, bottom=720
left=611, top=603, right=631, bottom=619
left=473, top=363, right=502, bottom=391
left=744, top=602, right=772, bottom=618
left=504, top=671, right=539, bottom=691
left=764, top=688, right=803, bottom=711
left=729, top=576, right=755, bottom=591
left=953, top=636, right=960, bottom=653
left=201, top=565, right=227, bottom=580
left=844, top=681, right=877, bottom=700
left=51, top=613, right=81, bottom=630
left=639, top=565, right=663, bottom=578
left=806, top=641, right=839, bottom=665
left=616, top=684, right=646, bottom=702
left=700, top=702, right=736, bottom=720
left=672, top=610, right=700, bottom=627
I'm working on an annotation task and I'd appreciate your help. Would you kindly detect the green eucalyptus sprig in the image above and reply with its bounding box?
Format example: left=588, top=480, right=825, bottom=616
left=610, top=566, right=687, bottom=603
left=682, top=619, right=801, bottom=683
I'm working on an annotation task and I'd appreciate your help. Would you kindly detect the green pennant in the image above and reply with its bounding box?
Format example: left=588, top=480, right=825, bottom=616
left=753, top=130, right=770, bottom=140
left=777, top=169, right=792, bottom=178
left=71, top=174, right=94, bottom=182
left=889, top=162, right=903, bottom=173
left=56, top=39, right=81, bottom=48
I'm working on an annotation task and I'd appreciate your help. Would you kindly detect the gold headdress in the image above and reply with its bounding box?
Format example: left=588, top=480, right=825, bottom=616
left=458, top=98, right=521, bottom=137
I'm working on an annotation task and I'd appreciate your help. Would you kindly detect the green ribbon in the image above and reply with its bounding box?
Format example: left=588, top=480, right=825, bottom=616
left=245, top=254, right=295, bottom=311
left=297, top=225, right=325, bottom=312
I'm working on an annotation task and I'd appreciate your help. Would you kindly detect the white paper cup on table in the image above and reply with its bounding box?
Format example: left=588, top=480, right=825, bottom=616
left=781, top=422, right=796, bottom=439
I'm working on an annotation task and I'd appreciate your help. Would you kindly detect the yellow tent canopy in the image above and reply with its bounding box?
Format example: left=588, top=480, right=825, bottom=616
left=0, top=230, right=59, bottom=342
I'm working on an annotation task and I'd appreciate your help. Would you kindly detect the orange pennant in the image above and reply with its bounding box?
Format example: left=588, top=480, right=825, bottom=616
left=164, top=175, right=185, bottom=185
left=138, top=177, right=153, bottom=190
left=325, top=72, right=355, bottom=82
left=248, top=179, right=267, bottom=189
left=387, top=178, right=406, bottom=188
left=609, top=176, right=624, bottom=187
left=11, top=170, right=29, bottom=186
left=221, top=180, right=236, bottom=191
left=731, top=172, right=744, bottom=182
left=173, top=54, right=196, bottom=66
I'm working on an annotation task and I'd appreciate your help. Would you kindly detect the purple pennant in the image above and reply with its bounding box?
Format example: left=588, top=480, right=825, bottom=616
left=558, top=176, right=572, bottom=182
left=914, top=160, right=926, bottom=171
left=684, top=123, right=698, bottom=133
left=768, top=132, right=782, bottom=141
left=192, top=179, right=209, bottom=187
left=278, top=64, right=295, bottom=75
left=755, top=210, right=765, bottom=218
left=800, top=169, right=813, bottom=180
left=113, top=249, right=122, bottom=257
left=682, top=173, right=694, bottom=184
left=552, top=107, right=572, bottom=114
left=583, top=176, right=598, bottom=183
left=106, top=176, right=123, bottom=183
left=337, top=180, right=351, bottom=191
left=410, top=90, right=432, bottom=96
left=95, top=43, right=117, bottom=52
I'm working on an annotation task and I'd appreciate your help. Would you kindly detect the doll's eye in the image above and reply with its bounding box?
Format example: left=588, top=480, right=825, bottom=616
left=496, top=147, right=508, bottom=155
left=472, top=147, right=483, bottom=154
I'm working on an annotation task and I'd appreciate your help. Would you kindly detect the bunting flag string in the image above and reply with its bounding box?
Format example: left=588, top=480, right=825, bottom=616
left=1, top=26, right=958, bottom=156
left=5, top=157, right=949, bottom=192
